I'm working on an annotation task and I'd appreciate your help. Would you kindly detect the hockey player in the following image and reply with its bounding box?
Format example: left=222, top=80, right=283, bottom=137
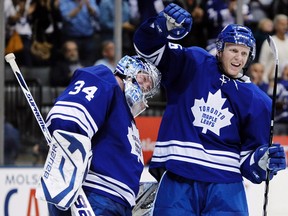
left=133, top=3, right=286, bottom=216
left=36, top=55, right=161, bottom=216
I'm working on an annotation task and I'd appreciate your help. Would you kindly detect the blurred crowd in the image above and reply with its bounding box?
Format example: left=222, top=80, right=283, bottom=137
left=3, top=0, right=288, bottom=164
left=4, top=0, right=288, bottom=69
left=4, top=0, right=287, bottom=68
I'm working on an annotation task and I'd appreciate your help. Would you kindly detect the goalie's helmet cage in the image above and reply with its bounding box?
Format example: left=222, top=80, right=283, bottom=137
left=216, top=24, right=256, bottom=68
left=115, top=55, right=161, bottom=98
left=115, top=55, right=161, bottom=117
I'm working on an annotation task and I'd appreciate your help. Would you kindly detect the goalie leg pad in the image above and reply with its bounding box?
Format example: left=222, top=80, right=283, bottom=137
left=36, top=130, right=92, bottom=209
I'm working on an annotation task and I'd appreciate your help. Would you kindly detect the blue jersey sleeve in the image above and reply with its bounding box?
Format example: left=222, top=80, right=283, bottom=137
left=239, top=85, right=272, bottom=183
left=134, top=17, right=215, bottom=91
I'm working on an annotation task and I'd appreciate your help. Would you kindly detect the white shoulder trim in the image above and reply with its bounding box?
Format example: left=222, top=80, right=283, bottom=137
left=134, top=44, right=166, bottom=66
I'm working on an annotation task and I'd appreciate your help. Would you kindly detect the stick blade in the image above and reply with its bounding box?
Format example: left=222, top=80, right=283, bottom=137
left=266, top=35, right=279, bottom=61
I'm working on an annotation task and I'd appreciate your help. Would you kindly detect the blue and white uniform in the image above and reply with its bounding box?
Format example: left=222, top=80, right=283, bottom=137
left=46, top=65, right=144, bottom=214
left=134, top=17, right=272, bottom=215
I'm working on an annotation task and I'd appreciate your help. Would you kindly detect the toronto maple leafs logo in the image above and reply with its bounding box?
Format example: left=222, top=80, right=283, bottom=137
left=127, top=122, right=144, bottom=164
left=191, top=90, right=234, bottom=136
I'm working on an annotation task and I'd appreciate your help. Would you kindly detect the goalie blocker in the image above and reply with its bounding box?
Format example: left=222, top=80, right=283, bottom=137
left=36, top=130, right=92, bottom=210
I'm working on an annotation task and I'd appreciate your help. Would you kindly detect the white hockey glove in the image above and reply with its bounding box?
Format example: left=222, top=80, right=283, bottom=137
left=250, top=143, right=286, bottom=183
left=154, top=3, right=192, bottom=40
left=36, top=130, right=92, bottom=210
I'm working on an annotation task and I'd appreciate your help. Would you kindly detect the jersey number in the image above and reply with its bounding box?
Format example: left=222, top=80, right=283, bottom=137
left=168, top=42, right=182, bottom=50
left=69, top=80, right=98, bottom=101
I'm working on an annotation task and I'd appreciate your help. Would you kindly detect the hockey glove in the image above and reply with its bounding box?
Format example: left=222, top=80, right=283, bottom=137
left=251, top=143, right=286, bottom=183
left=154, top=3, right=192, bottom=40
left=36, top=130, right=92, bottom=210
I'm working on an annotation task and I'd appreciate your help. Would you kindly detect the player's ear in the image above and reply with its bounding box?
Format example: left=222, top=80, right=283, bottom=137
left=216, top=51, right=222, bottom=60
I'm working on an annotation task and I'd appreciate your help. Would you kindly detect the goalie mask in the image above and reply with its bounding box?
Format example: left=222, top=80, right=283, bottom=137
left=115, top=55, right=161, bottom=117
left=216, top=24, right=256, bottom=70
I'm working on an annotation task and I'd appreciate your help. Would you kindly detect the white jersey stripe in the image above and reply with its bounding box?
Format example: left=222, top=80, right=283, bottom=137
left=84, top=172, right=136, bottom=206
left=84, top=182, right=123, bottom=199
left=153, top=140, right=241, bottom=173
left=46, top=114, right=91, bottom=137
left=55, top=101, right=98, bottom=133
left=152, top=155, right=240, bottom=173
left=46, top=101, right=98, bottom=139
left=155, top=140, right=240, bottom=158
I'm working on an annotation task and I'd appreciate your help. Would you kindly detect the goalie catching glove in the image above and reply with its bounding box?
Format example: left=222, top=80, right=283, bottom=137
left=154, top=3, right=192, bottom=40
left=245, top=143, right=286, bottom=183
left=36, top=130, right=92, bottom=210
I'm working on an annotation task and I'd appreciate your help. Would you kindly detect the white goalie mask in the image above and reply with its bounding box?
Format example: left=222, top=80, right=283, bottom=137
left=115, top=55, right=161, bottom=117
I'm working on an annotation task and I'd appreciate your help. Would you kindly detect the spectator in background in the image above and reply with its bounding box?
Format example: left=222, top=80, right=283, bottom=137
left=94, top=40, right=116, bottom=72
left=28, top=0, right=56, bottom=65
left=259, top=14, right=288, bottom=83
left=253, top=18, right=274, bottom=62
left=14, top=0, right=33, bottom=66
left=273, top=61, right=288, bottom=132
left=98, top=0, right=136, bottom=56
left=247, top=62, right=269, bottom=93
left=5, top=0, right=18, bottom=43
left=265, top=61, right=288, bottom=135
left=203, top=0, right=252, bottom=55
left=50, top=40, right=83, bottom=87
left=59, top=0, right=100, bottom=66
left=247, top=0, right=270, bottom=31
left=98, top=0, right=124, bottom=41
left=4, top=0, right=18, bottom=36
left=248, top=61, right=288, bottom=130
left=48, top=0, right=63, bottom=60
left=271, top=0, right=288, bottom=18
left=4, top=0, right=33, bottom=66
left=4, top=121, right=21, bottom=165
left=178, top=0, right=207, bottom=48
left=279, top=61, right=288, bottom=90
left=137, top=0, right=164, bottom=24
left=267, top=81, right=288, bottom=135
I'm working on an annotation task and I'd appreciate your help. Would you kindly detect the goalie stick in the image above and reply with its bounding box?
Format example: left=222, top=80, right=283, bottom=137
left=262, top=35, right=279, bottom=216
left=4, top=53, right=96, bottom=216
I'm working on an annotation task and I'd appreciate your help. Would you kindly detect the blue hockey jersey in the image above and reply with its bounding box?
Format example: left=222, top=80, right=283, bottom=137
left=45, top=65, right=144, bottom=207
left=134, top=18, right=272, bottom=183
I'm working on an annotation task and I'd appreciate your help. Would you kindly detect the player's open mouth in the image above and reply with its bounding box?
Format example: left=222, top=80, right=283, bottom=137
left=231, top=63, right=241, bottom=67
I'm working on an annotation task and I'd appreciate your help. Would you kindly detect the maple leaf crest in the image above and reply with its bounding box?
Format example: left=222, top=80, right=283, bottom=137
left=191, top=90, right=234, bottom=136
left=127, top=122, right=144, bottom=164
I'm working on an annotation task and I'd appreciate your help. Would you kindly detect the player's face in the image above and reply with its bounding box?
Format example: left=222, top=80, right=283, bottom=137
left=65, top=42, right=79, bottom=62
left=220, top=43, right=250, bottom=78
left=124, top=76, right=148, bottom=117
left=136, top=72, right=154, bottom=94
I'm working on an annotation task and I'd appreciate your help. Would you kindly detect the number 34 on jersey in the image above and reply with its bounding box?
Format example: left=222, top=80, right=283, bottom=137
left=69, top=80, right=98, bottom=102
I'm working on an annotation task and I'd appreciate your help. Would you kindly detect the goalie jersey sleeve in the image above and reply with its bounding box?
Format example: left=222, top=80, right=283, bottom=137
left=134, top=18, right=272, bottom=183
left=46, top=65, right=144, bottom=207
